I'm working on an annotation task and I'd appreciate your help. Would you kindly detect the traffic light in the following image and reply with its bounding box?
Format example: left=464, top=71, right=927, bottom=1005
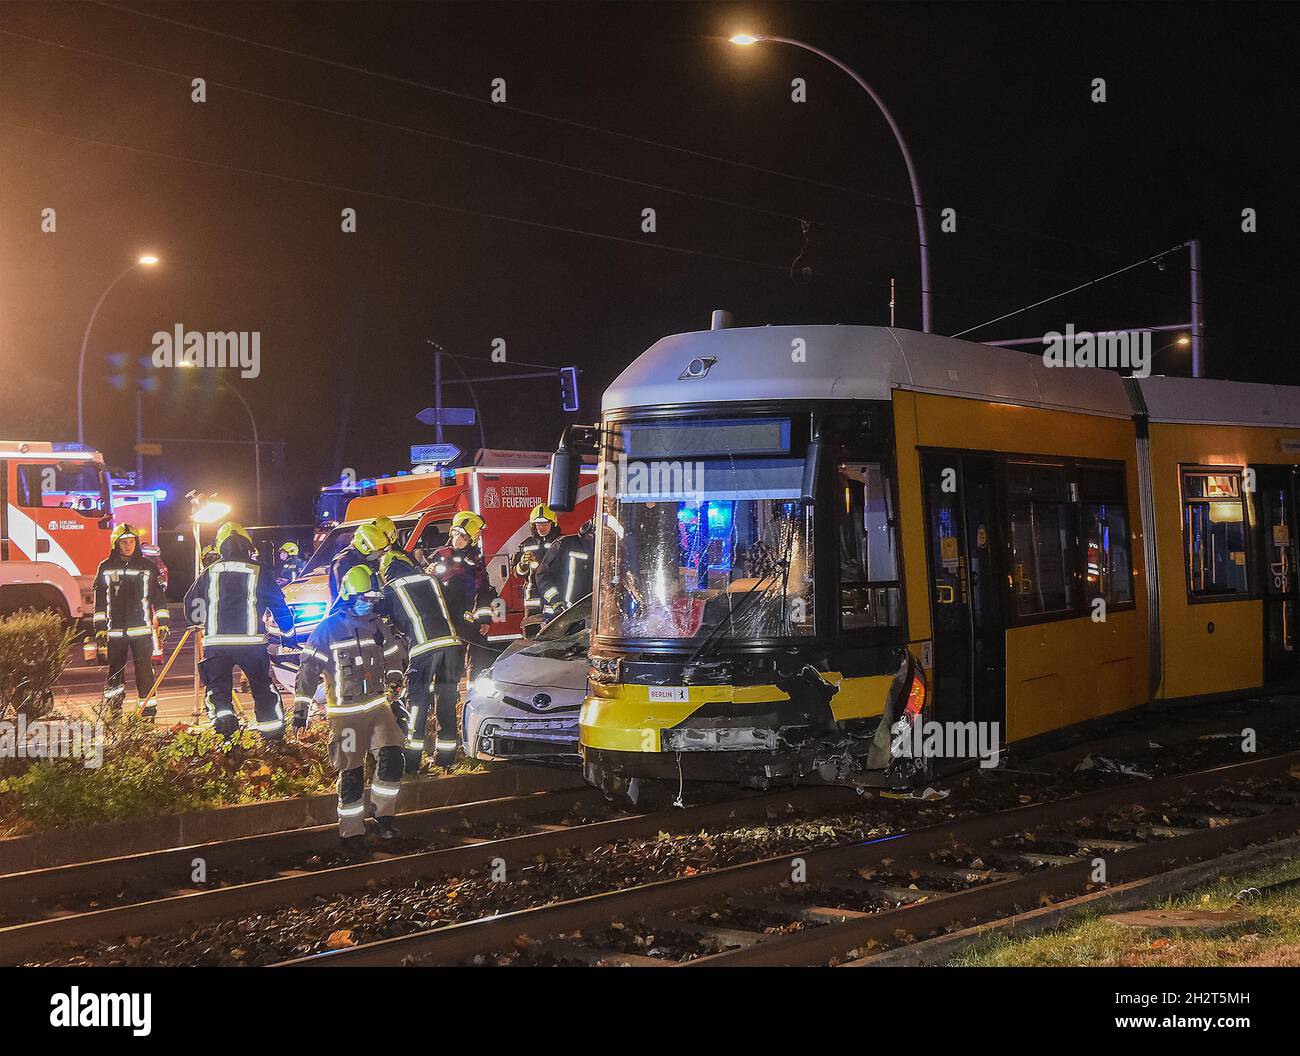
left=559, top=365, right=579, bottom=413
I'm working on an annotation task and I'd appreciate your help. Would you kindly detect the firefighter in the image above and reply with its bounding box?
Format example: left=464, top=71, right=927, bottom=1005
left=377, top=550, right=460, bottom=773
left=429, top=510, right=497, bottom=765
left=513, top=503, right=561, bottom=636
left=277, top=541, right=305, bottom=584
left=293, top=564, right=408, bottom=849
left=93, top=523, right=169, bottom=718
left=537, top=517, right=596, bottom=619
left=184, top=521, right=295, bottom=739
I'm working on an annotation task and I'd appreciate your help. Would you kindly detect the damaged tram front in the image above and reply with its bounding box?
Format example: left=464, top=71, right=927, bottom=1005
left=550, top=321, right=930, bottom=805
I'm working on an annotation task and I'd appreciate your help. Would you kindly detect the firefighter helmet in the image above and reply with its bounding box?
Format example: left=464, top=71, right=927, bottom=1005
left=450, top=510, right=485, bottom=544
left=279, top=541, right=299, bottom=557
left=201, top=545, right=219, bottom=567
left=529, top=503, right=559, bottom=527
left=372, top=516, right=399, bottom=546
left=215, top=522, right=253, bottom=550
left=352, top=522, right=387, bottom=556
left=378, top=549, right=416, bottom=582
left=339, top=564, right=378, bottom=600
left=110, top=523, right=140, bottom=548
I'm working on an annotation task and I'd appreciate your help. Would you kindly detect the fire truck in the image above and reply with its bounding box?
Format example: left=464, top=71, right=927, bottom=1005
left=277, top=455, right=598, bottom=685
left=0, top=441, right=116, bottom=620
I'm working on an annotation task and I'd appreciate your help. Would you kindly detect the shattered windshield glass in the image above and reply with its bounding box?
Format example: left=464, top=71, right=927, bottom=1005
left=595, top=417, right=814, bottom=641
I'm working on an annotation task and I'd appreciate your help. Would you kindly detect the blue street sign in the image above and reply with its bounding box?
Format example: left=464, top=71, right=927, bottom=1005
left=411, top=443, right=462, bottom=466
left=417, top=406, right=477, bottom=427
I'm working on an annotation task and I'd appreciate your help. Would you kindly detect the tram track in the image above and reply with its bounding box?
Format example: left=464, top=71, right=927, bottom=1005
left=0, top=778, right=859, bottom=965
left=277, top=751, right=1300, bottom=967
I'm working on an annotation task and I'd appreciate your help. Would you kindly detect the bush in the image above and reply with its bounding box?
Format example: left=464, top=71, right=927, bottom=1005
left=0, top=713, right=336, bottom=835
left=0, top=608, right=74, bottom=724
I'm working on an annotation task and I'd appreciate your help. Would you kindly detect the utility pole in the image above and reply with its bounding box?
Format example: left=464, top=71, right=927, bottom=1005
left=1187, top=238, right=1203, bottom=378
left=433, top=347, right=444, bottom=444
left=135, top=388, right=144, bottom=482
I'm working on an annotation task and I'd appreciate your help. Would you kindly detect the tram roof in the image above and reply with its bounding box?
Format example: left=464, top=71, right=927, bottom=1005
left=604, top=324, right=1134, bottom=418
left=1136, top=375, right=1300, bottom=429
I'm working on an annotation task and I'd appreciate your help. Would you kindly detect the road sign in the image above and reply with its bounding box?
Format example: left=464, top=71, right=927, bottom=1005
left=417, top=406, right=477, bottom=427
left=411, top=443, right=462, bottom=466
left=134, top=442, right=163, bottom=456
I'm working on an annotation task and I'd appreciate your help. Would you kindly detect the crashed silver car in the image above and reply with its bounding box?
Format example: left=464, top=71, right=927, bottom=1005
left=462, top=597, right=589, bottom=762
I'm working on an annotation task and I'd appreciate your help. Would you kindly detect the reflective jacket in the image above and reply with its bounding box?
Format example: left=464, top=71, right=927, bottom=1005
left=512, top=531, right=560, bottom=614
left=184, top=551, right=293, bottom=647
left=431, top=544, right=497, bottom=633
left=93, top=551, right=169, bottom=638
left=294, top=609, right=408, bottom=719
left=381, top=569, right=459, bottom=660
left=536, top=532, right=594, bottom=615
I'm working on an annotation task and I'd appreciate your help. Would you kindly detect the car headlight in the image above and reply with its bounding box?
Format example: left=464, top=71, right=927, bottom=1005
left=291, top=602, right=327, bottom=623
left=473, top=671, right=498, bottom=699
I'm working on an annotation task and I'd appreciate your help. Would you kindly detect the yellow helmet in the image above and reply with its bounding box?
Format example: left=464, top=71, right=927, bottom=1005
left=339, top=563, right=378, bottom=600
left=215, top=521, right=253, bottom=549
left=372, top=516, right=399, bottom=546
left=110, top=523, right=140, bottom=547
left=450, top=510, right=485, bottom=544
left=352, top=522, right=387, bottom=556
left=279, top=541, right=299, bottom=557
left=201, top=545, right=219, bottom=566
left=529, top=503, right=558, bottom=527
left=378, top=549, right=416, bottom=582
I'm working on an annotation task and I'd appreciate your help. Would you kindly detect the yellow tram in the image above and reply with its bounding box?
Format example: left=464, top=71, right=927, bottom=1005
left=548, top=320, right=1300, bottom=802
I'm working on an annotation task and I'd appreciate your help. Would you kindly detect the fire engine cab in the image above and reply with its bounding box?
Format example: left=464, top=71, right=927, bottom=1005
left=0, top=441, right=116, bottom=620
left=276, top=454, right=598, bottom=691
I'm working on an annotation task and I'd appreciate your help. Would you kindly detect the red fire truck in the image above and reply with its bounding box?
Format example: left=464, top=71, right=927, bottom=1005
left=0, top=441, right=116, bottom=620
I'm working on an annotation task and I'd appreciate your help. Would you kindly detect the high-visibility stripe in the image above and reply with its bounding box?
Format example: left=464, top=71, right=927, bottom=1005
left=543, top=586, right=559, bottom=601
left=326, top=696, right=388, bottom=715
left=370, top=781, right=400, bottom=798
left=93, top=612, right=107, bottom=625
left=409, top=636, right=458, bottom=658
left=435, top=739, right=457, bottom=750
left=204, top=634, right=267, bottom=646
left=565, top=551, right=589, bottom=605
left=294, top=695, right=314, bottom=707
left=126, top=626, right=153, bottom=638
left=405, top=738, right=425, bottom=749
left=253, top=719, right=284, bottom=732
left=337, top=802, right=365, bottom=817
left=391, top=580, right=428, bottom=644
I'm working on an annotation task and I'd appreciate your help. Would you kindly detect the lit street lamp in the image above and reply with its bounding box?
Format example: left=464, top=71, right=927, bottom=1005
left=729, top=33, right=933, bottom=333
left=76, top=254, right=161, bottom=446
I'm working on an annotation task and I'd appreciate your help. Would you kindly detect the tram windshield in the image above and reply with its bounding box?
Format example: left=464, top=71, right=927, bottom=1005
left=596, top=416, right=815, bottom=641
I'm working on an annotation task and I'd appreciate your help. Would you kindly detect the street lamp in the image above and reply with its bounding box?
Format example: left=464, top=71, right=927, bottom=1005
left=728, top=33, right=933, bottom=333
left=76, top=254, right=161, bottom=446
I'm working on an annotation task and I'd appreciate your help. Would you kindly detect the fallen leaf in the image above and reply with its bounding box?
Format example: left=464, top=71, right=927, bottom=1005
left=326, top=929, right=356, bottom=949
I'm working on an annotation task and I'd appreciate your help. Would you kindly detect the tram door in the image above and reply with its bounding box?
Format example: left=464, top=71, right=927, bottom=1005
left=1256, top=466, right=1300, bottom=685
left=921, top=454, right=1007, bottom=737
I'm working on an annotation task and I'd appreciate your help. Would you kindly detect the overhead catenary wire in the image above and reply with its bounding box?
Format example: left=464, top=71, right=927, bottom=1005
left=949, top=243, right=1189, bottom=338
left=0, top=26, right=1089, bottom=286
left=92, top=0, right=1167, bottom=263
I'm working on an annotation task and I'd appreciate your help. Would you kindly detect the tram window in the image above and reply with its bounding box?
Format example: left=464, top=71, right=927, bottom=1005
left=838, top=463, right=901, bottom=629
left=1082, top=503, right=1133, bottom=605
left=1079, top=465, right=1133, bottom=607
left=1007, top=463, right=1075, bottom=617
left=1182, top=468, right=1249, bottom=597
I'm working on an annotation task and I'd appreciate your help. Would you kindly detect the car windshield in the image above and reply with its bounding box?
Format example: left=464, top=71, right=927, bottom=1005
left=303, top=525, right=353, bottom=574
left=595, top=416, right=814, bottom=641
left=517, top=597, right=591, bottom=661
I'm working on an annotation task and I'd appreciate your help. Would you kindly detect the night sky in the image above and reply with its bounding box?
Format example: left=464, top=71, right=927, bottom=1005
left=2, top=1, right=1295, bottom=529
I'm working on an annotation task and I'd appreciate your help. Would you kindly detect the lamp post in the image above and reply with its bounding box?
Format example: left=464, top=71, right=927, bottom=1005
left=178, top=366, right=262, bottom=523
left=77, top=255, right=160, bottom=446
left=729, top=34, right=932, bottom=333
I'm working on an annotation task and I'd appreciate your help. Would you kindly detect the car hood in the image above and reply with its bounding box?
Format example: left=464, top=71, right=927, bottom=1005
left=493, top=649, right=588, bottom=694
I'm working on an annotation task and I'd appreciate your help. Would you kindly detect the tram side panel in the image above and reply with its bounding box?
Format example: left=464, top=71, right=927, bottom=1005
left=1146, top=421, right=1283, bottom=701
left=892, top=390, right=1150, bottom=745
